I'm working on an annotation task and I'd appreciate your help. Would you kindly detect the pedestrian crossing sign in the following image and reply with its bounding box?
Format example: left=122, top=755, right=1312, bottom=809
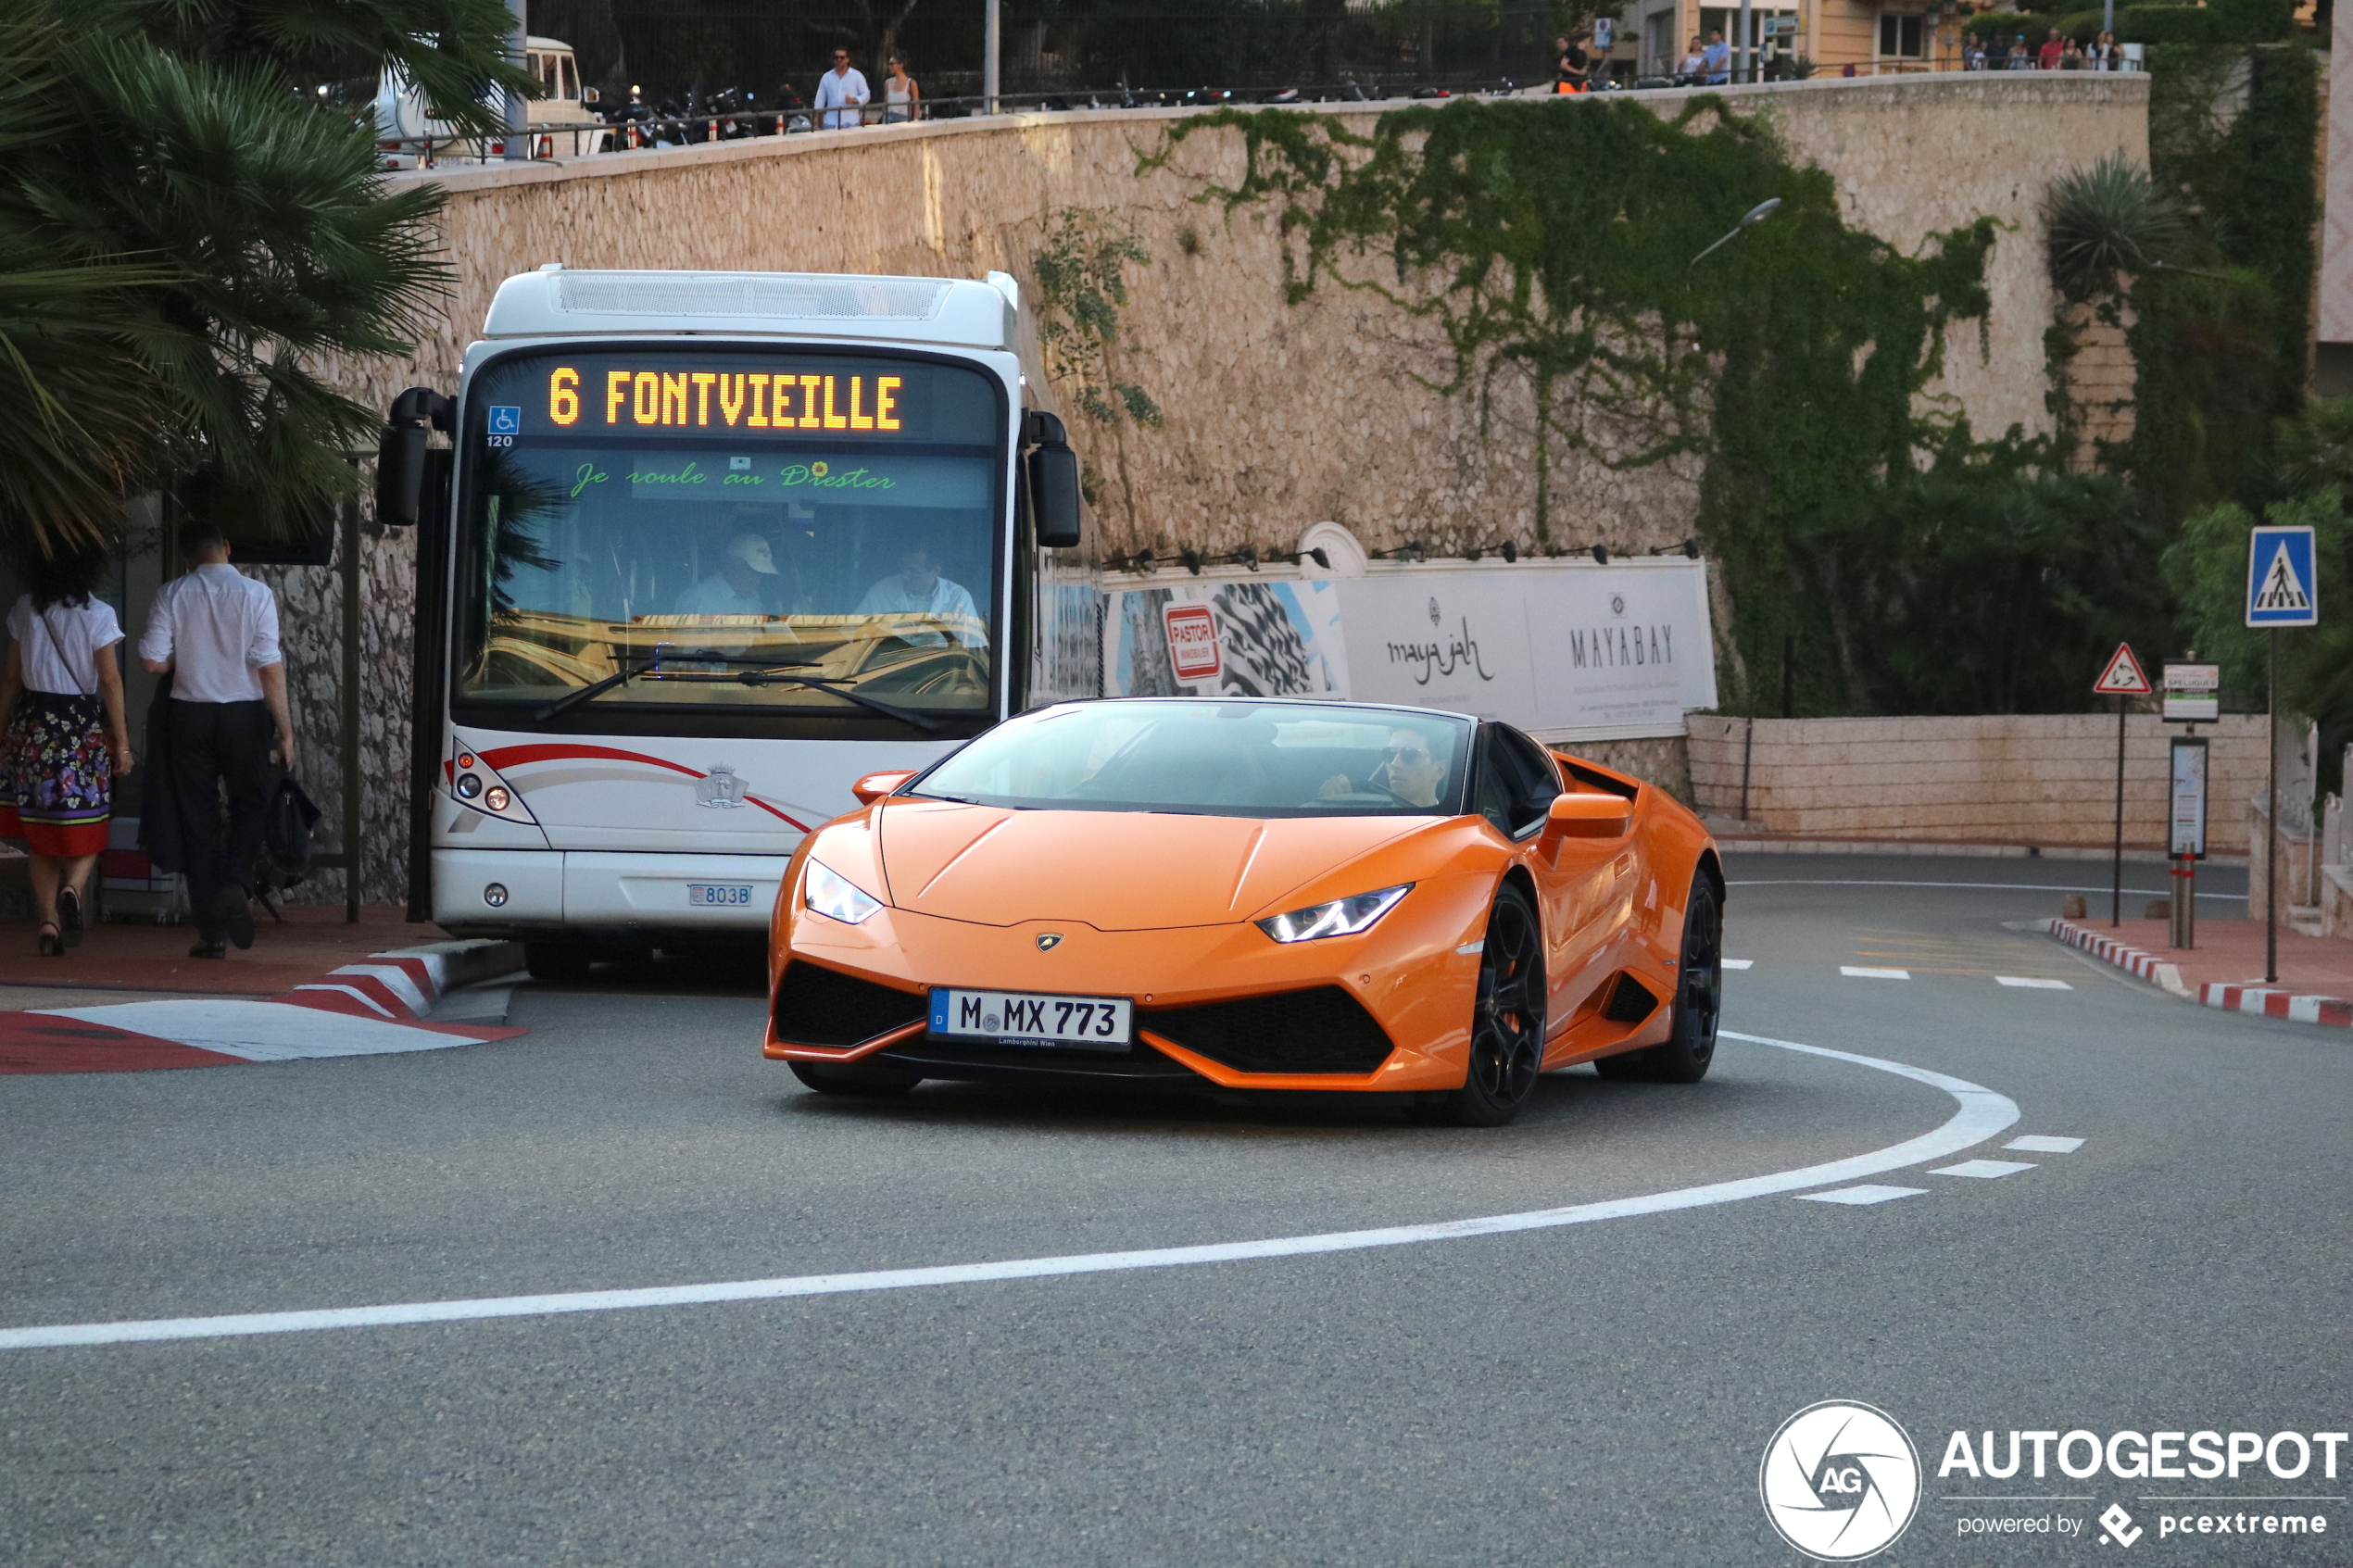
left=2092, top=642, right=2149, bottom=695
left=2246, top=524, right=2319, bottom=627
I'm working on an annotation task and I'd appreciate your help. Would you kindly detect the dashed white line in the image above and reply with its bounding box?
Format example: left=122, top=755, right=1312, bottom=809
left=1842, top=966, right=1911, bottom=980
left=2006, top=1135, right=2084, bottom=1153
left=1931, top=1159, right=2038, bottom=1179
left=1797, top=1185, right=1930, bottom=1206
left=0, top=1030, right=2020, bottom=1350
left=1995, top=976, right=2073, bottom=990
left=1724, top=959, right=1755, bottom=970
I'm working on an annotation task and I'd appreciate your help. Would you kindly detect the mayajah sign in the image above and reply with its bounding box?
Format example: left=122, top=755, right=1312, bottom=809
left=1101, top=557, right=1716, bottom=743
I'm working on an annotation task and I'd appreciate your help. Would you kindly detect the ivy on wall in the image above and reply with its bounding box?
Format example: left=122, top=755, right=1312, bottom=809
left=1028, top=209, right=1161, bottom=532
left=1142, top=99, right=2146, bottom=715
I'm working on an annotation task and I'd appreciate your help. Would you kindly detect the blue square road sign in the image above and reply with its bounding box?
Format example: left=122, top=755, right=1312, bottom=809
left=2246, top=525, right=2318, bottom=627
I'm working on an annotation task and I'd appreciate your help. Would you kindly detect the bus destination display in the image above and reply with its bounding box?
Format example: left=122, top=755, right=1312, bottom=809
left=470, top=352, right=1000, bottom=447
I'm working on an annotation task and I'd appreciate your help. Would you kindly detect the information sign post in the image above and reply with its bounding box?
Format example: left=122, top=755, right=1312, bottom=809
left=2093, top=643, right=2151, bottom=927
left=2168, top=736, right=2208, bottom=949
left=2246, top=525, right=2320, bottom=984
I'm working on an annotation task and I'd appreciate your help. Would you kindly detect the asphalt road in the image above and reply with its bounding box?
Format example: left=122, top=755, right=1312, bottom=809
left=1, top=853, right=2344, bottom=1567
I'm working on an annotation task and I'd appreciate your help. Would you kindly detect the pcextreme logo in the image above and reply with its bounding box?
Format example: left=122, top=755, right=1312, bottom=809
left=1760, top=1401, right=1923, bottom=1561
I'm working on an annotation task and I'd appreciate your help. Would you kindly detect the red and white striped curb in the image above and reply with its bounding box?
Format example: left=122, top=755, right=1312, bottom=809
left=0, top=940, right=527, bottom=1073
left=2196, top=984, right=2353, bottom=1028
left=2042, top=919, right=2187, bottom=996
left=270, top=942, right=513, bottom=1021
left=2043, top=919, right=2353, bottom=1028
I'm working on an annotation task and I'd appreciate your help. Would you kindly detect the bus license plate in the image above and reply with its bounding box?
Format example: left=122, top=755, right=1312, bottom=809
left=929, top=989, right=1134, bottom=1048
left=687, top=883, right=755, bottom=908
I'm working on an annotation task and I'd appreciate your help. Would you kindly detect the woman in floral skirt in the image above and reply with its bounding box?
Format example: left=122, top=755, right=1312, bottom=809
left=0, top=544, right=133, bottom=955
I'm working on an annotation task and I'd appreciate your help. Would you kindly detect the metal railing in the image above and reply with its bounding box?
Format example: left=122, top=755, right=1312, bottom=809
left=377, top=63, right=2142, bottom=168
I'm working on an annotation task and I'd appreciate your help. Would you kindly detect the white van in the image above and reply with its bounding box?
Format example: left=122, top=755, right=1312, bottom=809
left=374, top=36, right=609, bottom=169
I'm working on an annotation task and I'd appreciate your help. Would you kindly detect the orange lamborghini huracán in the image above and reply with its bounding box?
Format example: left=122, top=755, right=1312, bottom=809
left=763, top=698, right=1723, bottom=1125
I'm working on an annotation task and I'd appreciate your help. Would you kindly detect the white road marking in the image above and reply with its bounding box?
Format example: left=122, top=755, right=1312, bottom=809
left=1723, top=959, right=1755, bottom=970
left=2006, top=1135, right=2084, bottom=1153
left=1797, top=1185, right=1930, bottom=1206
left=29, top=1000, right=497, bottom=1061
left=1931, top=1159, right=2037, bottom=1178
left=0, top=1030, right=2018, bottom=1350
left=1995, top=976, right=2073, bottom=989
left=1728, top=879, right=2242, bottom=901
left=1842, top=966, right=1911, bottom=980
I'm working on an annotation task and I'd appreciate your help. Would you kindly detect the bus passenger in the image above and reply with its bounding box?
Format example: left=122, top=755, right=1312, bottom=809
left=673, top=533, right=778, bottom=616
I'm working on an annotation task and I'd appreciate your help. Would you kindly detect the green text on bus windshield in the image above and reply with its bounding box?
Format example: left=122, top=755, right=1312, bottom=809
left=456, top=349, right=1004, bottom=722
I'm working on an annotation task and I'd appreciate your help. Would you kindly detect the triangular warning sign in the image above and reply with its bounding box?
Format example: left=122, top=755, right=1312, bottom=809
left=2254, top=541, right=2313, bottom=613
left=2093, top=643, right=2149, bottom=695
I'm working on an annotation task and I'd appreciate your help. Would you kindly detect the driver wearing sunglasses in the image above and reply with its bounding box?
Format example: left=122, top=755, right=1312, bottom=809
left=1318, top=725, right=1451, bottom=807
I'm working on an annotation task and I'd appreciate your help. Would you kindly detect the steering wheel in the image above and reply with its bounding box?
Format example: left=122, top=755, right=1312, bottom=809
left=1312, top=786, right=1409, bottom=808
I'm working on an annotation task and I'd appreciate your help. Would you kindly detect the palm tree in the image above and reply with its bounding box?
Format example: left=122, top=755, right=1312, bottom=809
left=0, top=0, right=535, bottom=554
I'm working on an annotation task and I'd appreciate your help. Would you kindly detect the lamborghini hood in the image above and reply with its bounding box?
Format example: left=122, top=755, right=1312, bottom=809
left=873, top=801, right=1437, bottom=930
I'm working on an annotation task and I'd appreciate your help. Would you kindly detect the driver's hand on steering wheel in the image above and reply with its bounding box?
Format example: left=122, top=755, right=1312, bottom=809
left=1318, top=772, right=1354, bottom=798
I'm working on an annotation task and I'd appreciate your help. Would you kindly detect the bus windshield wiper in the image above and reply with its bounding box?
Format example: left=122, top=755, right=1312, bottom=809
left=533, top=655, right=668, bottom=721
left=737, top=669, right=944, bottom=734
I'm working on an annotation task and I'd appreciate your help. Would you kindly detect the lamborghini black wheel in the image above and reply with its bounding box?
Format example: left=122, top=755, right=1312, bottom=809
left=1441, top=882, right=1547, bottom=1126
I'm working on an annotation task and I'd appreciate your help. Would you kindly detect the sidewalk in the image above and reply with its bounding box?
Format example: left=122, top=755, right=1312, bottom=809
left=2045, top=915, right=2353, bottom=1028
left=0, top=904, right=526, bottom=1073
left=0, top=903, right=446, bottom=998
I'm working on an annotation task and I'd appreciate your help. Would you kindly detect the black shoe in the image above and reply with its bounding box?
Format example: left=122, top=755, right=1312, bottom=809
left=188, top=938, right=226, bottom=960
left=57, top=885, right=82, bottom=947
left=38, top=922, right=63, bottom=958
left=216, top=886, right=255, bottom=951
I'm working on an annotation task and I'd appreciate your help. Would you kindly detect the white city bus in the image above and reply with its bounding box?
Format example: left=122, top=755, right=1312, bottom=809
left=376, top=268, right=1089, bottom=978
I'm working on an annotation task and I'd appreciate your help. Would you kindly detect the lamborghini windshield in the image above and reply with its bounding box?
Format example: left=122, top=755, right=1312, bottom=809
left=910, top=701, right=1475, bottom=817
left=451, top=348, right=1004, bottom=726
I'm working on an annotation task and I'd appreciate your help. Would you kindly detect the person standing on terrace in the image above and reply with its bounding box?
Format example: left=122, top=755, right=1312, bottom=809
left=815, top=48, right=868, bottom=129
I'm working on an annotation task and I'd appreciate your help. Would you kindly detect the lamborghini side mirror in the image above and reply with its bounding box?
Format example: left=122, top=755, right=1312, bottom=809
left=852, top=769, right=918, bottom=806
left=1545, top=792, right=1632, bottom=840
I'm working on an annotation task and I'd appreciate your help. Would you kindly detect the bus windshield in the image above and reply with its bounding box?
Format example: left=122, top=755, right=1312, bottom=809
left=451, top=347, right=1005, bottom=729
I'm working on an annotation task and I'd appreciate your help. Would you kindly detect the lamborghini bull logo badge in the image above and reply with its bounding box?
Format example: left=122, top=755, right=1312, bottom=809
left=1036, top=933, right=1064, bottom=951
left=696, top=764, right=748, bottom=809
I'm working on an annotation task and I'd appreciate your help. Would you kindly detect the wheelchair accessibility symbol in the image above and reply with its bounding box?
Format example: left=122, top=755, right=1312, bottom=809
left=487, top=406, right=522, bottom=435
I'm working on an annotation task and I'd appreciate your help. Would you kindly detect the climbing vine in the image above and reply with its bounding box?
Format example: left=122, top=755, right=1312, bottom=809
left=1028, top=208, right=1162, bottom=531
left=1143, top=98, right=2033, bottom=712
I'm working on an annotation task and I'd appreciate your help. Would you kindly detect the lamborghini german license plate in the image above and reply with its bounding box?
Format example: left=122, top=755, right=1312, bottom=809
left=928, top=988, right=1135, bottom=1047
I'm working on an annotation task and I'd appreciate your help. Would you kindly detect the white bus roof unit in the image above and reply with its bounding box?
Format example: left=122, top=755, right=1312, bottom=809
left=480, top=269, right=1017, bottom=350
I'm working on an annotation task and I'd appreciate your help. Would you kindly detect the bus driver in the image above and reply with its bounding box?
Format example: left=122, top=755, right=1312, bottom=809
left=673, top=533, right=779, bottom=616
left=856, top=546, right=980, bottom=644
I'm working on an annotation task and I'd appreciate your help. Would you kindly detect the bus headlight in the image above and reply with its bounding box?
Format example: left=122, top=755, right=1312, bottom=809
left=455, top=772, right=483, bottom=799
left=805, top=860, right=883, bottom=925
left=484, top=785, right=511, bottom=811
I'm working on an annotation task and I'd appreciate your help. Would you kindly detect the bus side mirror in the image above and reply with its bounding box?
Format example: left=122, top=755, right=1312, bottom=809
left=1025, top=409, right=1082, bottom=549
left=376, top=387, right=453, bottom=528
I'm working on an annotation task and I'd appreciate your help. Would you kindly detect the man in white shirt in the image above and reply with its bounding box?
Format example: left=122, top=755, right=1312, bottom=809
left=855, top=547, right=981, bottom=644
left=673, top=533, right=780, bottom=616
left=814, top=49, right=868, bottom=129
left=139, top=523, right=296, bottom=958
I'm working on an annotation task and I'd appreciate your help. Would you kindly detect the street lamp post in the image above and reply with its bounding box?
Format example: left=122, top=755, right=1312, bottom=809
left=504, top=0, right=528, bottom=160
left=1692, top=197, right=1781, bottom=264
left=985, top=0, right=1001, bottom=114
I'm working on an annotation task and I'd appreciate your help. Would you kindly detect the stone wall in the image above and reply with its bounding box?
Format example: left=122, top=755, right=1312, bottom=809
left=1687, top=712, right=2265, bottom=853
left=298, top=74, right=2145, bottom=899
left=245, top=528, right=419, bottom=907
